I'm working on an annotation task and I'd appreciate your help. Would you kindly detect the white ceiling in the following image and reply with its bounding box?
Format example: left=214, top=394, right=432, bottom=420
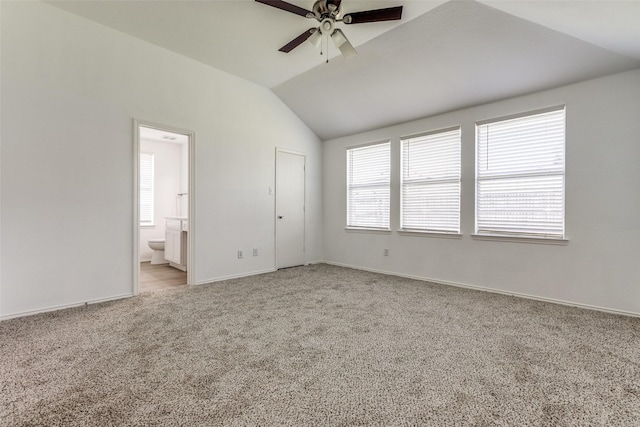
left=45, top=0, right=443, bottom=88
left=139, top=126, right=188, bottom=145
left=47, top=0, right=640, bottom=140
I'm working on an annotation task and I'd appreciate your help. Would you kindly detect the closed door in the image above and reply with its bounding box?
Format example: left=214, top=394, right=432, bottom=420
left=276, top=150, right=305, bottom=269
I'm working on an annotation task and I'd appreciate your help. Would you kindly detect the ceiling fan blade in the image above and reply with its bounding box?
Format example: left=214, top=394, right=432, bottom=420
left=331, top=29, right=357, bottom=59
left=343, top=6, right=403, bottom=24
left=255, top=0, right=313, bottom=18
left=279, top=28, right=318, bottom=53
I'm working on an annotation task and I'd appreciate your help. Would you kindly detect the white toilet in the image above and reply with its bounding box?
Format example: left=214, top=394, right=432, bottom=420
left=148, top=239, right=168, bottom=265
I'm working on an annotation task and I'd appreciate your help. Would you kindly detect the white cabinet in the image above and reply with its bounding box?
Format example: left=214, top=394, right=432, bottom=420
left=165, top=229, right=181, bottom=264
left=165, top=217, right=187, bottom=271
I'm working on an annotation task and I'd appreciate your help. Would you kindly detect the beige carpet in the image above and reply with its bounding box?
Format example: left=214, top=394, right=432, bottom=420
left=1, top=264, right=639, bottom=426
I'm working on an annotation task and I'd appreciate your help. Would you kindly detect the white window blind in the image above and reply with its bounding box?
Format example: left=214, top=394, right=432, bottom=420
left=347, top=142, right=391, bottom=229
left=140, top=152, right=154, bottom=225
left=401, top=128, right=461, bottom=233
left=476, top=108, right=565, bottom=238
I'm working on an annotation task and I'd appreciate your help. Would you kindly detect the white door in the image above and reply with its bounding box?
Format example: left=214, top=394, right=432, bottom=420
left=276, top=150, right=305, bottom=269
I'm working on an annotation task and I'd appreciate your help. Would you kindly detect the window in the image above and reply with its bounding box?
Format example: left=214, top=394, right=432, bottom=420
left=476, top=107, right=565, bottom=238
left=401, top=127, right=461, bottom=233
left=346, top=142, right=391, bottom=229
left=140, top=152, right=154, bottom=226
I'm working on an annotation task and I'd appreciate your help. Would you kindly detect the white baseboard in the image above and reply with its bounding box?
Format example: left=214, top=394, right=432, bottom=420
left=194, top=261, right=325, bottom=286
left=323, top=261, right=640, bottom=318
left=6, top=263, right=636, bottom=320
left=195, top=267, right=278, bottom=286
left=0, top=293, right=134, bottom=321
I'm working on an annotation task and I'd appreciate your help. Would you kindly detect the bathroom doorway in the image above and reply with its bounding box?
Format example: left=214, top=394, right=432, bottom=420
left=133, top=120, right=195, bottom=294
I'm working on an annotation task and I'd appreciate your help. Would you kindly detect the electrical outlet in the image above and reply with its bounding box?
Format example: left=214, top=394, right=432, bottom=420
left=253, top=248, right=258, bottom=257
left=384, top=248, right=389, bottom=256
left=237, top=250, right=243, bottom=259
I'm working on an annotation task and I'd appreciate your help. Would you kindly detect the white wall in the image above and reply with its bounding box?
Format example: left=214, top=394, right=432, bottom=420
left=0, top=2, right=323, bottom=318
left=139, top=139, right=183, bottom=262
left=323, top=69, right=640, bottom=315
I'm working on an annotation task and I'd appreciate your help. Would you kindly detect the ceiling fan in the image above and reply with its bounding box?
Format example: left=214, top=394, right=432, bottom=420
left=255, top=0, right=403, bottom=59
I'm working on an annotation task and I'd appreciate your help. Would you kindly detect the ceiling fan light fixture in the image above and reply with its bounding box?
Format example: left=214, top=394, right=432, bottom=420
left=330, top=28, right=347, bottom=47
left=308, top=28, right=322, bottom=48
left=338, top=42, right=357, bottom=59
left=331, top=29, right=357, bottom=58
left=320, top=18, right=334, bottom=35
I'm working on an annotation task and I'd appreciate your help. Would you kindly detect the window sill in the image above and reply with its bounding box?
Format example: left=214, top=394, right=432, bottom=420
left=345, top=227, right=391, bottom=235
left=471, top=234, right=568, bottom=245
left=398, top=230, right=462, bottom=239
left=140, top=224, right=156, bottom=229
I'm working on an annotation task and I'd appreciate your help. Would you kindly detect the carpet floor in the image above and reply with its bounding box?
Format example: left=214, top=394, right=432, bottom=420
left=1, top=264, right=639, bottom=426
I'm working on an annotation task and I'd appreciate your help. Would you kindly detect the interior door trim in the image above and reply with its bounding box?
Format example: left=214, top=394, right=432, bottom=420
left=133, top=119, right=196, bottom=295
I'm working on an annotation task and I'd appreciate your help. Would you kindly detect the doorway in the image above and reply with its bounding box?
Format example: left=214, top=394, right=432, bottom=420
left=134, top=120, right=195, bottom=294
left=275, top=149, right=305, bottom=269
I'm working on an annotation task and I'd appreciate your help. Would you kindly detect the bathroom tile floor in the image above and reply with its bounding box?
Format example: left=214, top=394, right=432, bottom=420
left=140, top=262, right=187, bottom=293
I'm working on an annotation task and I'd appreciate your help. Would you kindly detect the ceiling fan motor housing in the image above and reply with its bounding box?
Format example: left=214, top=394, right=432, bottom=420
left=319, top=18, right=335, bottom=35
left=313, top=0, right=342, bottom=20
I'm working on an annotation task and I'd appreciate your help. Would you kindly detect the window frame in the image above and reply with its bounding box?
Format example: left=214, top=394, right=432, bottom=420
left=474, top=106, right=567, bottom=242
left=346, top=141, right=391, bottom=231
left=400, top=126, right=462, bottom=235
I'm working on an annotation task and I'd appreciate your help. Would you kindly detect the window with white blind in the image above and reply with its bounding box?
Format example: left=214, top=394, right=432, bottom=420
left=401, top=127, right=461, bottom=233
left=346, top=142, right=391, bottom=229
left=476, top=107, right=565, bottom=239
left=140, top=152, right=154, bottom=226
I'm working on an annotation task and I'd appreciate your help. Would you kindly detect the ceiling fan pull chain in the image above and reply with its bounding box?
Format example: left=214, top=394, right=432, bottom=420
left=325, top=34, right=330, bottom=63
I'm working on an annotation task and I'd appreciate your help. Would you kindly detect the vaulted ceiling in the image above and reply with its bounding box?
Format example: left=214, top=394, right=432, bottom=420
left=47, top=0, right=640, bottom=140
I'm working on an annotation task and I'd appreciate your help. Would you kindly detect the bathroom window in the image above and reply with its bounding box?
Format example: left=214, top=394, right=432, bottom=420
left=140, top=152, right=154, bottom=226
